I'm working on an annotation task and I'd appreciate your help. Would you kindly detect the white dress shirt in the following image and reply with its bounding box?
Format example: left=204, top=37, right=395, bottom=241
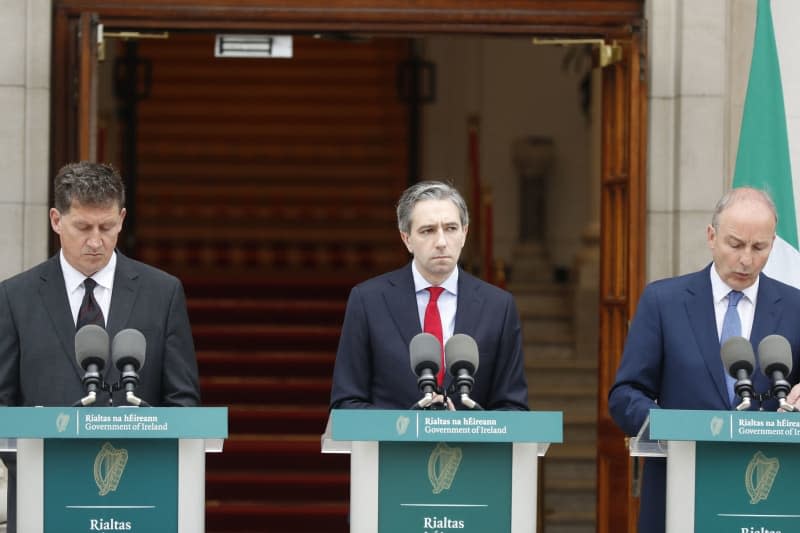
left=60, top=250, right=117, bottom=327
left=411, top=261, right=458, bottom=344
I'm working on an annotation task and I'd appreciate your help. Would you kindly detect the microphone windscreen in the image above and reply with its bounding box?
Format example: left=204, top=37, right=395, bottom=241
left=444, top=334, right=479, bottom=375
left=75, top=324, right=109, bottom=370
left=720, top=336, right=755, bottom=377
left=758, top=334, right=793, bottom=376
left=111, top=329, right=147, bottom=370
left=409, top=332, right=441, bottom=375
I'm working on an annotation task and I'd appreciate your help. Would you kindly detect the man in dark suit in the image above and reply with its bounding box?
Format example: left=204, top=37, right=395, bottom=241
left=0, top=162, right=200, bottom=532
left=609, top=187, right=800, bottom=533
left=330, top=180, right=528, bottom=411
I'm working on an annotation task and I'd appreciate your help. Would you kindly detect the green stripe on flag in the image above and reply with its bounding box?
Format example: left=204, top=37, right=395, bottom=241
left=733, top=0, right=797, bottom=249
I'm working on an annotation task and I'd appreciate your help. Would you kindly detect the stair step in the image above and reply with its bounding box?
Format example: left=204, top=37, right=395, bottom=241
left=201, top=377, right=332, bottom=405
left=544, top=478, right=596, bottom=491
left=189, top=299, right=345, bottom=325
left=140, top=202, right=396, bottom=224
left=545, top=444, right=596, bottom=461
left=139, top=224, right=398, bottom=243
left=542, top=511, right=596, bottom=527
left=224, top=405, right=330, bottom=434
left=522, top=317, right=573, bottom=339
left=193, top=324, right=341, bottom=350
left=206, top=471, right=348, bottom=501
left=197, top=351, right=335, bottom=377
left=207, top=435, right=347, bottom=472
left=183, top=276, right=356, bottom=299
left=526, top=344, right=576, bottom=360
left=206, top=501, right=348, bottom=533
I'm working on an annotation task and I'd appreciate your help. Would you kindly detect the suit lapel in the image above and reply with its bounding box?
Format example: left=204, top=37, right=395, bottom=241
left=38, top=256, right=84, bottom=381
left=685, top=267, right=730, bottom=406
left=106, top=254, right=139, bottom=339
left=454, top=271, right=483, bottom=335
left=383, top=265, right=423, bottom=348
left=751, top=276, right=782, bottom=397
left=751, top=275, right=781, bottom=347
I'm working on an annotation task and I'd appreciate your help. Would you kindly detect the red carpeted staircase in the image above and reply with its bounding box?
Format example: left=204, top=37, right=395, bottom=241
left=127, top=33, right=412, bottom=531
left=185, top=275, right=359, bottom=533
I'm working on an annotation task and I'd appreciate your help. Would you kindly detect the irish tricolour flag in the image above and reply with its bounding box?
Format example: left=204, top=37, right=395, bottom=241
left=733, top=0, right=800, bottom=288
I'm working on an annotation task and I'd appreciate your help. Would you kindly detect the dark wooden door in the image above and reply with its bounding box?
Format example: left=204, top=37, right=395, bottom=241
left=596, top=33, right=648, bottom=533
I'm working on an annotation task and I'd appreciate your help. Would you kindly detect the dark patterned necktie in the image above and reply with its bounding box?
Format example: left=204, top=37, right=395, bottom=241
left=76, top=277, right=105, bottom=330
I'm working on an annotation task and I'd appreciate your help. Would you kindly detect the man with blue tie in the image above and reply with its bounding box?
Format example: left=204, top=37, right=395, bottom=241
left=330, top=180, right=528, bottom=411
left=609, top=187, right=800, bottom=533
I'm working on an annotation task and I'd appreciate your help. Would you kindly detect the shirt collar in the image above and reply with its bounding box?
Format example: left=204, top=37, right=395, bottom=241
left=60, top=249, right=117, bottom=292
left=709, top=263, right=759, bottom=305
left=411, top=261, right=459, bottom=295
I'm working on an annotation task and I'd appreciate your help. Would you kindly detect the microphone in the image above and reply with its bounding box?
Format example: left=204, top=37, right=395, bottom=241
left=74, top=324, right=109, bottom=406
left=111, top=329, right=149, bottom=407
left=758, top=334, right=796, bottom=412
left=409, top=332, right=442, bottom=409
left=721, top=336, right=755, bottom=411
left=444, top=334, right=482, bottom=410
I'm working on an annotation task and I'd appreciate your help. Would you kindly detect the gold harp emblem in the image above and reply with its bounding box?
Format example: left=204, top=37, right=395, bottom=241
left=93, top=442, right=129, bottom=496
left=745, top=450, right=779, bottom=504
left=427, top=442, right=462, bottom=494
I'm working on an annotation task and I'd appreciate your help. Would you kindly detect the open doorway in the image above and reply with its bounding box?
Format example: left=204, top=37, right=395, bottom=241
left=52, top=3, right=646, bottom=531
left=98, top=30, right=599, bottom=532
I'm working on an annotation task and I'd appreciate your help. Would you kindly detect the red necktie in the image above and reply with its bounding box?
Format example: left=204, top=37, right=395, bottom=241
left=424, top=286, right=445, bottom=385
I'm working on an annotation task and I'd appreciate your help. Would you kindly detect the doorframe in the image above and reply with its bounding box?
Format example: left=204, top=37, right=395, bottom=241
left=51, top=2, right=648, bottom=531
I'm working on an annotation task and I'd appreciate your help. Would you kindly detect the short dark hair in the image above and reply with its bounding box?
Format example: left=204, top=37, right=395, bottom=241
left=396, top=180, right=469, bottom=234
left=53, top=161, right=126, bottom=213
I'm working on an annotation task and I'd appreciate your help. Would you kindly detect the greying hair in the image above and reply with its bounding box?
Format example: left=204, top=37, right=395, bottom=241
left=396, top=180, right=469, bottom=233
left=711, top=187, right=777, bottom=231
left=53, top=161, right=126, bottom=213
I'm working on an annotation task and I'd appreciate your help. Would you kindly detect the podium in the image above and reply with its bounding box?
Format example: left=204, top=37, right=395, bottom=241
left=321, top=409, right=562, bottom=533
left=630, top=409, right=800, bottom=532
left=0, top=406, right=227, bottom=533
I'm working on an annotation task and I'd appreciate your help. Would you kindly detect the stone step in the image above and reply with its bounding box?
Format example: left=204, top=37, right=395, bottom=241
left=528, top=395, right=596, bottom=417
left=543, top=488, right=596, bottom=517
left=527, top=364, right=598, bottom=390
left=524, top=330, right=573, bottom=345
left=513, top=288, right=573, bottom=317
left=542, top=454, right=595, bottom=485
left=525, top=344, right=575, bottom=360
left=523, top=317, right=573, bottom=339
left=543, top=477, right=596, bottom=492
left=543, top=516, right=596, bottom=533
left=528, top=384, right=596, bottom=407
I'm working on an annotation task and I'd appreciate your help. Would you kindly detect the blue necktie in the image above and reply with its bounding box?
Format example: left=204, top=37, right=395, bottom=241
left=721, top=290, right=744, bottom=405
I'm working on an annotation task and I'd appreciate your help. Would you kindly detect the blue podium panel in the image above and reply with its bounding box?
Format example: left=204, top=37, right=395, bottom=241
left=45, top=439, right=178, bottom=533
left=0, top=407, right=228, bottom=533
left=323, top=409, right=562, bottom=533
left=695, top=441, right=800, bottom=532
left=640, top=409, right=800, bottom=533
left=378, top=442, right=512, bottom=533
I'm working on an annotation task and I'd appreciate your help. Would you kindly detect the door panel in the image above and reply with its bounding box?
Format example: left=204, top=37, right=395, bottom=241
left=596, top=34, right=647, bottom=533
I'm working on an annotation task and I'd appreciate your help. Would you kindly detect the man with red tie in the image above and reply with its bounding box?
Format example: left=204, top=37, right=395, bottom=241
left=330, top=180, right=528, bottom=411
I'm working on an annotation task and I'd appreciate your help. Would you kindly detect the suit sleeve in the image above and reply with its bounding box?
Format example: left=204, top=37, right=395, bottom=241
left=160, top=279, right=201, bottom=406
left=0, top=282, right=20, bottom=406
left=485, top=295, right=528, bottom=411
left=330, top=286, right=375, bottom=409
left=608, top=284, right=663, bottom=436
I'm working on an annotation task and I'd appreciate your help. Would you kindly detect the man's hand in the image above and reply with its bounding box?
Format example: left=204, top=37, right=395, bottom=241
left=779, top=383, right=800, bottom=412
left=430, top=394, right=456, bottom=411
